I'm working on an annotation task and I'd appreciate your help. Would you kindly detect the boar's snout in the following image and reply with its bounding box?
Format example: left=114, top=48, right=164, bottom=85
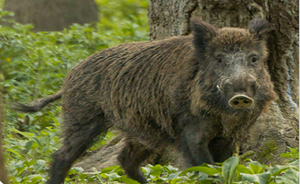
left=221, top=75, right=257, bottom=109
left=228, top=94, right=254, bottom=109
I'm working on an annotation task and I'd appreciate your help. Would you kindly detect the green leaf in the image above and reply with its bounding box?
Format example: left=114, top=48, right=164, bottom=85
left=102, top=173, right=119, bottom=179
left=142, top=165, right=152, bottom=176
left=240, top=173, right=270, bottom=184
left=151, top=164, right=162, bottom=176
left=276, top=168, right=299, bottom=184
left=34, top=159, right=46, bottom=171
left=100, top=173, right=108, bottom=179
left=280, top=147, right=299, bottom=159
left=118, top=176, right=141, bottom=184
left=68, top=168, right=76, bottom=175
left=249, top=163, right=264, bottom=174
left=101, top=165, right=121, bottom=173
left=236, top=164, right=252, bottom=174
left=288, top=159, right=299, bottom=169
left=268, top=165, right=290, bottom=176
left=73, top=167, right=84, bottom=172
left=10, top=128, right=33, bottom=138
left=197, top=172, right=209, bottom=181
left=180, top=166, right=219, bottom=176
left=222, top=156, right=239, bottom=184
left=78, top=173, right=89, bottom=179
left=29, top=175, right=43, bottom=183
left=25, top=159, right=35, bottom=166
left=163, top=165, right=178, bottom=173
left=200, top=180, right=213, bottom=184
left=169, top=172, right=181, bottom=180
left=7, top=148, right=23, bottom=158
left=25, top=140, right=34, bottom=149
left=170, top=178, right=184, bottom=184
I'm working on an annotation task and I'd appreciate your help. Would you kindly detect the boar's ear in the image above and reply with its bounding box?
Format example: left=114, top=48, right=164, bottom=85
left=191, top=18, right=217, bottom=53
left=248, top=18, right=274, bottom=40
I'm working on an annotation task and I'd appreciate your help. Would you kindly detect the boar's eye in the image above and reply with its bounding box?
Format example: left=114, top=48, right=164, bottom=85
left=215, top=54, right=223, bottom=63
left=248, top=54, right=259, bottom=64
left=251, top=56, right=258, bottom=63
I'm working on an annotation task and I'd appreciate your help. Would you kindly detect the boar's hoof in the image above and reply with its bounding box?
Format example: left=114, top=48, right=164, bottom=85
left=229, top=95, right=253, bottom=109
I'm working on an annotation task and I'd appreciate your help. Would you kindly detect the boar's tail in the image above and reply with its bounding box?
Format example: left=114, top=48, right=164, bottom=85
left=13, top=90, right=62, bottom=113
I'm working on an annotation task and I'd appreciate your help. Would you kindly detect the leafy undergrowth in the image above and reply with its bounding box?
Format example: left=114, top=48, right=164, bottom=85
left=0, top=1, right=299, bottom=184
left=66, top=148, right=299, bottom=184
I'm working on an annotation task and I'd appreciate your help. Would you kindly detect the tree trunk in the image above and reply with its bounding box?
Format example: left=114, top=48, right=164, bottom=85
left=3, top=0, right=99, bottom=32
left=0, top=87, right=9, bottom=183
left=75, top=0, right=298, bottom=172
left=148, top=0, right=298, bottom=164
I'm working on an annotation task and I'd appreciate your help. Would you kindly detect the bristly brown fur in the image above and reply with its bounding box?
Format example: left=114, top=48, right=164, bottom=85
left=14, top=18, right=277, bottom=184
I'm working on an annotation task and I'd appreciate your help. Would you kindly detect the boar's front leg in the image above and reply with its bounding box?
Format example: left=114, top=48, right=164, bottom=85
left=178, top=115, right=219, bottom=166
left=208, top=137, right=233, bottom=163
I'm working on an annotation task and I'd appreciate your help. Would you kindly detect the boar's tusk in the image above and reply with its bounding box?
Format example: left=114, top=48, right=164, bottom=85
left=217, top=85, right=222, bottom=93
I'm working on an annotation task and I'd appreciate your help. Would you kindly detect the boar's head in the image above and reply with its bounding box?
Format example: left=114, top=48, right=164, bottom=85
left=190, top=18, right=277, bottom=114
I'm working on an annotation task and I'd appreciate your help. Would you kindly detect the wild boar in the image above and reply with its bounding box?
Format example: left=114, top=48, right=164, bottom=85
left=14, top=18, right=277, bottom=183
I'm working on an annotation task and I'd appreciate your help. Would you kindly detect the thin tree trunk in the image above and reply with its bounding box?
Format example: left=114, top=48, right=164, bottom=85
left=0, top=88, right=9, bottom=183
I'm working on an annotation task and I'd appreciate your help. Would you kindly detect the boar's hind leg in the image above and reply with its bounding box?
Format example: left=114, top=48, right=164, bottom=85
left=46, top=113, right=110, bottom=184
left=118, top=141, right=152, bottom=184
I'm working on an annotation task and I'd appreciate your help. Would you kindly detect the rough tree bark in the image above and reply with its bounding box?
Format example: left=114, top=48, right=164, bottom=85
left=0, top=88, right=9, bottom=183
left=75, top=0, right=298, bottom=172
left=2, top=0, right=99, bottom=32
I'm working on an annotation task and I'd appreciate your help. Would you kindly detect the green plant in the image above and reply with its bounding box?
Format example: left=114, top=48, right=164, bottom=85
left=67, top=153, right=298, bottom=184
left=1, top=0, right=149, bottom=182
left=280, top=147, right=299, bottom=161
